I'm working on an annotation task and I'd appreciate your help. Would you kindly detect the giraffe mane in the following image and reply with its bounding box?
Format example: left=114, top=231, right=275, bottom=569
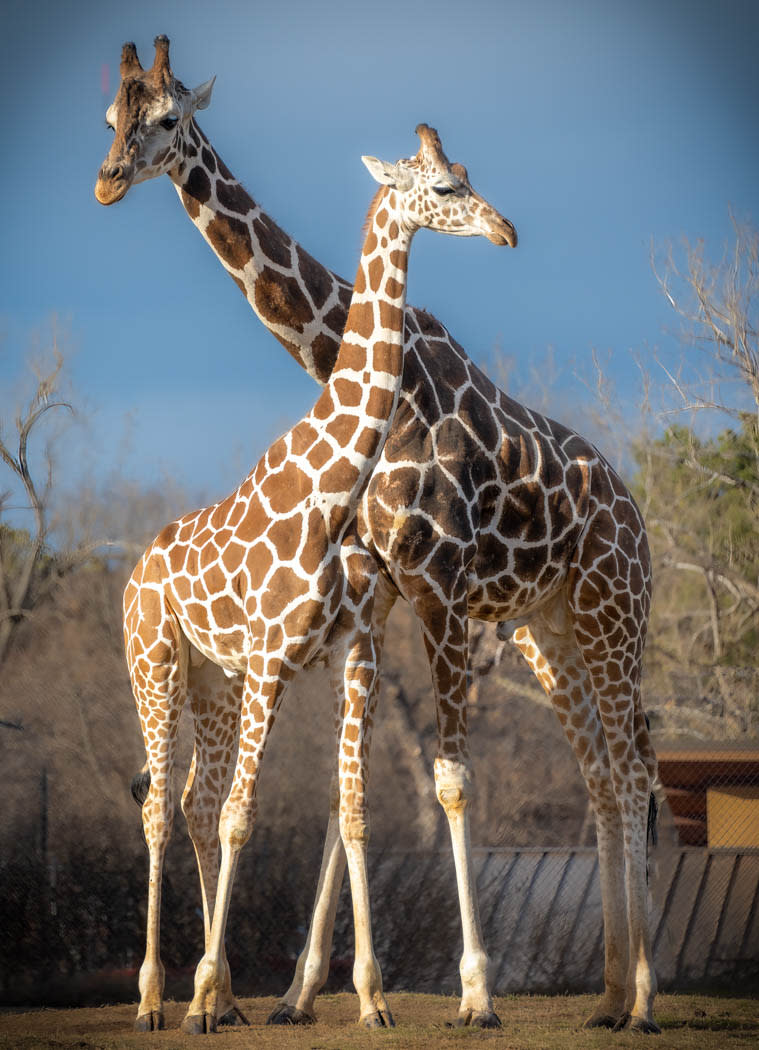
left=362, top=186, right=388, bottom=238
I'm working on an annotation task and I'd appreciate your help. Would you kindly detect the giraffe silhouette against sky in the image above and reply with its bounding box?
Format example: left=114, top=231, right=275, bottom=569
left=96, top=36, right=660, bottom=1035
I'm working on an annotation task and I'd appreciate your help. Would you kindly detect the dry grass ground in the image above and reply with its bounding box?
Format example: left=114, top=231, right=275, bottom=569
left=1, top=993, right=757, bottom=1050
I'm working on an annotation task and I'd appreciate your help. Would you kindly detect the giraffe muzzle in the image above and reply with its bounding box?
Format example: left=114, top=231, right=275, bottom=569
left=487, top=216, right=518, bottom=248
left=94, top=163, right=134, bottom=206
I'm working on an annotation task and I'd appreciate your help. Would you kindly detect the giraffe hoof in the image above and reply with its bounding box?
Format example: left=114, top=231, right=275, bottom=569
left=628, top=1016, right=661, bottom=1035
left=180, top=1012, right=217, bottom=1035
left=218, top=1004, right=250, bottom=1027
left=455, top=1009, right=501, bottom=1029
left=583, top=1013, right=619, bottom=1029
left=362, top=1009, right=395, bottom=1029
left=134, top=1010, right=164, bottom=1031
left=266, top=1004, right=316, bottom=1025
left=471, top=1010, right=502, bottom=1029
left=363, top=1003, right=396, bottom=1029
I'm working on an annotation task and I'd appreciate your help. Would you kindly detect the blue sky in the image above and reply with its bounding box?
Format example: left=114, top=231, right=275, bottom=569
left=2, top=0, right=758, bottom=521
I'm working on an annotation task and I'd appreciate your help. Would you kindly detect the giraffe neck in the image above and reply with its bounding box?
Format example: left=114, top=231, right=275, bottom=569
left=170, top=121, right=349, bottom=387
left=300, top=187, right=410, bottom=544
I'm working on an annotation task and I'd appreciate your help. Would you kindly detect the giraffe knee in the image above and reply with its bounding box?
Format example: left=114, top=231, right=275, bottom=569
left=182, top=788, right=217, bottom=845
left=141, top=791, right=174, bottom=849
left=583, top=756, right=613, bottom=799
left=434, top=758, right=475, bottom=817
left=626, top=755, right=654, bottom=809
left=219, top=799, right=256, bottom=852
left=339, top=792, right=369, bottom=844
left=339, top=813, right=369, bottom=844
left=219, top=820, right=253, bottom=852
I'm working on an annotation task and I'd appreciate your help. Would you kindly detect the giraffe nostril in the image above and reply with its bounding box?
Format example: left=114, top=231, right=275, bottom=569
left=100, top=163, right=124, bottom=183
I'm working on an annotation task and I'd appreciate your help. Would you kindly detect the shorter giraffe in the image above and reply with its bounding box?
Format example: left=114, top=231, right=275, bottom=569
left=124, top=126, right=515, bottom=1033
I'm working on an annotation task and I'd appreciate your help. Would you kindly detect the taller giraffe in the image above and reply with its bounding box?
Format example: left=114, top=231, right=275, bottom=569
left=122, top=122, right=515, bottom=1033
left=96, top=37, right=660, bottom=1034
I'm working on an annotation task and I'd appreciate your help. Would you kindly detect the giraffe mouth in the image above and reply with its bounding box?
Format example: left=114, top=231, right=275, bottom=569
left=94, top=177, right=129, bottom=206
left=486, top=217, right=518, bottom=248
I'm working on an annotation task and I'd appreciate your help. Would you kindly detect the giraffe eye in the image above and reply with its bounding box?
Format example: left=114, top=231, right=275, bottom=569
left=160, top=116, right=179, bottom=131
left=433, top=185, right=455, bottom=197
left=105, top=120, right=115, bottom=133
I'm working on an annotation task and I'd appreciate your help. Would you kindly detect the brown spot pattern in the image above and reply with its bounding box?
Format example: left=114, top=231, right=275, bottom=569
left=216, top=179, right=252, bottom=215
left=254, top=267, right=314, bottom=330
left=206, top=213, right=254, bottom=270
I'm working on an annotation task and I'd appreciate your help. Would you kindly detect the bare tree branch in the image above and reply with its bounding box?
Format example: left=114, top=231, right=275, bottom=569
left=0, top=344, right=82, bottom=667
left=653, top=217, right=759, bottom=425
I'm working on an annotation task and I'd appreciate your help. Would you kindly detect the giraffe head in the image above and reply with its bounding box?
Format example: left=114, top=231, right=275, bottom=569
left=362, top=124, right=517, bottom=247
left=95, top=36, right=214, bottom=205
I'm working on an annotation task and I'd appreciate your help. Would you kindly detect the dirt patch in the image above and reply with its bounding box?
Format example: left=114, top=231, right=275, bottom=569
left=1, top=993, right=757, bottom=1050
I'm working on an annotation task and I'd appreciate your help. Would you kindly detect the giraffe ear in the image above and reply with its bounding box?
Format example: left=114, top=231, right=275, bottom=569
left=362, top=156, right=414, bottom=191
left=190, top=77, right=215, bottom=112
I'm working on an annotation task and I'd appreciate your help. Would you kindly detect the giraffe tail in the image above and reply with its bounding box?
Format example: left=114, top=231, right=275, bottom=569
left=647, top=792, right=658, bottom=849
left=131, top=761, right=151, bottom=807
left=644, top=712, right=658, bottom=849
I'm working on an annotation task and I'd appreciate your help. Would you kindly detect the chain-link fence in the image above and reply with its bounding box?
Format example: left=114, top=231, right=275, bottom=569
left=3, top=761, right=757, bottom=1007
left=2, top=612, right=757, bottom=1007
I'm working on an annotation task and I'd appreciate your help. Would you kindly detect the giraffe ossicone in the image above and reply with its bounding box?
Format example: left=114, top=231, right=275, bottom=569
left=121, top=114, right=514, bottom=1033
left=97, top=35, right=659, bottom=1036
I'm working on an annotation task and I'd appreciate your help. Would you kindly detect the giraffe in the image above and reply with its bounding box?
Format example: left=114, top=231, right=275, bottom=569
left=95, top=37, right=660, bottom=1034
left=120, top=112, right=515, bottom=1033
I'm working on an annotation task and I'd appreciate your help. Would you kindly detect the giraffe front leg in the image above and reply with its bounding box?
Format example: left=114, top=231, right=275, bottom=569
left=181, top=832, right=243, bottom=1036
left=269, top=569, right=393, bottom=1027
left=420, top=594, right=499, bottom=1029
left=267, top=772, right=346, bottom=1025
left=181, top=666, right=286, bottom=1034
left=434, top=756, right=499, bottom=1028
left=182, top=664, right=248, bottom=1028
left=338, top=631, right=393, bottom=1028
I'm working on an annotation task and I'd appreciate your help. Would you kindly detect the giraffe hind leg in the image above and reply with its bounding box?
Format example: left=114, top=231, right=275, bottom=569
left=182, top=659, right=295, bottom=1034
left=414, top=583, right=499, bottom=1029
left=266, top=782, right=344, bottom=1026
left=569, top=551, right=659, bottom=1033
left=268, top=688, right=346, bottom=1026
left=127, top=611, right=188, bottom=1032
left=511, top=615, right=629, bottom=1029
left=269, top=570, right=395, bottom=1027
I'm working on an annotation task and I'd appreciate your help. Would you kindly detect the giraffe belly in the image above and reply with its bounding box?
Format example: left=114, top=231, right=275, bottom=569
left=183, top=621, right=249, bottom=676
left=466, top=570, right=568, bottom=624
left=179, top=584, right=341, bottom=679
left=466, top=514, right=585, bottom=623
